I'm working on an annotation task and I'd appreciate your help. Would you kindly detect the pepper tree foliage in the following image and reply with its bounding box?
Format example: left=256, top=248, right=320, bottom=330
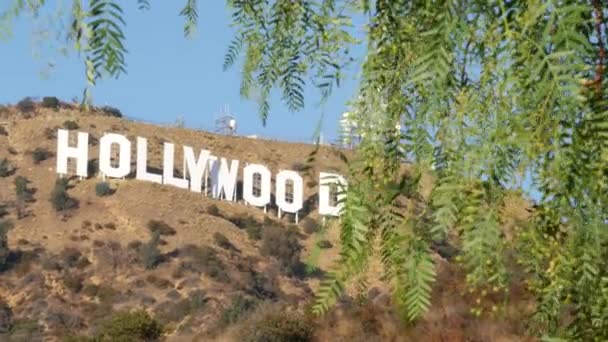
left=2, top=0, right=608, bottom=339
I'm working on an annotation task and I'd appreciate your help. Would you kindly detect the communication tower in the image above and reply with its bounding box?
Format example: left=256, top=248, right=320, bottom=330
left=214, top=105, right=237, bottom=135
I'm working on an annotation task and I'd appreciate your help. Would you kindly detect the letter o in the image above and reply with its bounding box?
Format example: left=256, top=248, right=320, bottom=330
left=99, top=133, right=131, bottom=178
left=275, top=170, right=303, bottom=213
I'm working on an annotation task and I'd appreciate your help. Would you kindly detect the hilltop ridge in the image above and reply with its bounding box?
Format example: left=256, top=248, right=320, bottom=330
left=0, top=98, right=533, bottom=341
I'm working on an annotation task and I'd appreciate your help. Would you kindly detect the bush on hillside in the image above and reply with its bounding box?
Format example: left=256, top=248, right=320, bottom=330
left=31, top=147, right=51, bottom=164
left=95, top=182, right=113, bottom=197
left=206, top=204, right=220, bottom=216
left=246, top=224, right=262, bottom=241
left=229, top=214, right=258, bottom=229
left=62, top=120, right=79, bottom=130
left=260, top=225, right=303, bottom=277
left=14, top=176, right=34, bottom=203
left=236, top=305, right=314, bottom=342
left=228, top=214, right=265, bottom=240
left=0, top=221, right=12, bottom=271
left=301, top=218, right=320, bottom=234
left=99, top=310, right=163, bottom=341
left=0, top=158, right=15, bottom=177
left=141, top=230, right=162, bottom=270
left=16, top=97, right=35, bottom=113
left=291, top=162, right=308, bottom=172
left=41, top=96, right=60, bottom=110
left=43, top=127, right=56, bottom=140
left=50, top=178, right=78, bottom=211
left=156, top=289, right=207, bottom=324
left=220, top=295, right=257, bottom=326
left=213, top=232, right=238, bottom=252
left=146, top=220, right=176, bottom=236
left=0, top=126, right=7, bottom=136
left=63, top=273, right=84, bottom=293
left=100, top=105, right=123, bottom=118
left=179, top=245, right=229, bottom=282
left=60, top=247, right=84, bottom=268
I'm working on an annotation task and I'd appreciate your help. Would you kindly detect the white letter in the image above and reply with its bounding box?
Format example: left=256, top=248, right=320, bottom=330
left=136, top=137, right=162, bottom=184
left=207, top=156, right=218, bottom=196
left=163, top=142, right=188, bottom=189
left=319, top=172, right=346, bottom=216
left=214, top=158, right=239, bottom=201
left=56, top=129, right=89, bottom=177
left=243, top=163, right=271, bottom=207
left=184, top=146, right=211, bottom=193
left=99, top=133, right=131, bottom=178
left=276, top=170, right=303, bottom=213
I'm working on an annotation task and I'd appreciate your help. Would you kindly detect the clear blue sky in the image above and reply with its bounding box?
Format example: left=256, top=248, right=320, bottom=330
left=0, top=2, right=364, bottom=143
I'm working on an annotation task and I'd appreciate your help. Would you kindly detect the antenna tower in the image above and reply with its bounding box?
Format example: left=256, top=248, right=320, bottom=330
left=214, top=104, right=237, bottom=135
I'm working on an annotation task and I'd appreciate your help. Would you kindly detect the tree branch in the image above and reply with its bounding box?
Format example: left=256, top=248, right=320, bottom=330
left=592, top=0, right=605, bottom=99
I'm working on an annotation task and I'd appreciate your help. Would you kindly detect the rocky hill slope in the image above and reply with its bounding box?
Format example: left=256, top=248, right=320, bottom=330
left=0, top=98, right=533, bottom=341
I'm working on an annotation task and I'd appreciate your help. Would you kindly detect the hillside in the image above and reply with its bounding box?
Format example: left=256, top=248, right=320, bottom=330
left=0, top=99, right=533, bottom=341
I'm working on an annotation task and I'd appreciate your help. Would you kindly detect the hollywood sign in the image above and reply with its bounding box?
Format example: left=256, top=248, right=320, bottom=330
left=55, top=129, right=346, bottom=221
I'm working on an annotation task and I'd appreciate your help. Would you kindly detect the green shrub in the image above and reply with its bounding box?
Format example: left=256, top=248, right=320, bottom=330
left=220, top=295, right=257, bottom=326
left=0, top=221, right=12, bottom=270
left=41, top=96, right=60, bottom=109
left=301, top=218, right=320, bottom=234
left=0, top=158, right=15, bottom=177
left=156, top=290, right=206, bottom=324
left=213, top=232, right=238, bottom=252
left=246, top=224, right=262, bottom=241
left=260, top=225, right=303, bottom=277
left=62, top=120, right=79, bottom=130
left=14, top=176, right=34, bottom=202
left=229, top=214, right=259, bottom=229
left=63, top=273, right=84, bottom=293
left=229, top=214, right=265, bottom=240
left=60, top=247, right=83, bottom=268
left=50, top=178, right=78, bottom=211
left=100, top=105, right=123, bottom=118
left=147, top=220, right=176, bottom=236
left=31, top=147, right=51, bottom=164
left=99, top=310, right=163, bottom=341
left=206, top=204, right=220, bottom=216
left=16, top=97, right=35, bottom=113
left=247, top=271, right=279, bottom=300
left=179, top=245, right=229, bottom=282
left=237, top=306, right=313, bottom=342
left=141, top=230, right=162, bottom=270
left=83, top=284, right=118, bottom=304
left=95, top=182, right=113, bottom=197
left=145, top=275, right=172, bottom=289
left=291, top=162, right=307, bottom=172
